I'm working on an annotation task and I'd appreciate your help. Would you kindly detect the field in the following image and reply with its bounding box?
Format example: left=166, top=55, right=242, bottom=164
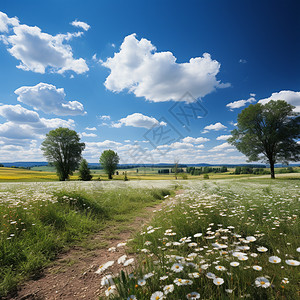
left=3, top=166, right=300, bottom=182
left=0, top=177, right=299, bottom=299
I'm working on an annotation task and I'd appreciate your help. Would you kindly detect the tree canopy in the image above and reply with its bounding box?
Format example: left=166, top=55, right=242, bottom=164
left=229, top=100, right=300, bottom=178
left=41, top=127, right=85, bottom=181
left=79, top=159, right=92, bottom=181
left=99, top=150, right=119, bottom=179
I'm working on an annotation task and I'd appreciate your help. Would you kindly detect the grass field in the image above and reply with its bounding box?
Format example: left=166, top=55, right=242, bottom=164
left=97, top=178, right=300, bottom=300
left=0, top=181, right=173, bottom=297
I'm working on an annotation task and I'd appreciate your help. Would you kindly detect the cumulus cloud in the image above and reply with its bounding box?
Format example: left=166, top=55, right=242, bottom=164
left=182, top=136, right=210, bottom=143
left=15, top=83, right=86, bottom=116
left=208, top=142, right=234, bottom=152
left=0, top=11, right=19, bottom=32
left=203, top=122, right=227, bottom=131
left=112, top=113, right=166, bottom=129
left=216, top=135, right=232, bottom=141
left=258, top=90, right=300, bottom=112
left=226, top=96, right=256, bottom=110
left=85, top=127, right=97, bottom=131
left=71, top=20, right=90, bottom=31
left=102, top=33, right=229, bottom=102
left=0, top=11, right=88, bottom=74
left=0, top=104, right=41, bottom=124
left=81, top=132, right=97, bottom=137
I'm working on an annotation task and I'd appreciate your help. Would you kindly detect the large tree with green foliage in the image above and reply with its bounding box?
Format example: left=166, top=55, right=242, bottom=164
left=229, top=100, right=300, bottom=179
left=79, top=159, right=92, bottom=181
left=99, top=150, right=119, bottom=179
left=41, top=127, right=85, bottom=181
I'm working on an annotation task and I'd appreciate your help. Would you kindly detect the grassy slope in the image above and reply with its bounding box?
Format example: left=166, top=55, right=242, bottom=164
left=0, top=185, right=172, bottom=297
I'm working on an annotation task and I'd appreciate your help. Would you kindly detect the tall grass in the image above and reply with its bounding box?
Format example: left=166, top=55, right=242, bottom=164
left=0, top=186, right=171, bottom=297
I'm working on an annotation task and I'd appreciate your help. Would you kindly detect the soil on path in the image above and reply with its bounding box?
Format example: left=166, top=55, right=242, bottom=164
left=10, top=193, right=181, bottom=300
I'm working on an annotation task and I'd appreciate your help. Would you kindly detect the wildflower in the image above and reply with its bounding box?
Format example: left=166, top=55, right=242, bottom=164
left=163, top=284, right=174, bottom=294
left=238, top=255, right=248, bottom=261
left=255, top=277, right=270, bottom=288
left=206, top=272, right=216, bottom=279
left=215, top=265, right=226, bottom=271
left=144, top=272, right=154, bottom=279
left=246, top=236, right=256, bottom=242
left=174, top=278, right=185, bottom=286
left=281, top=278, right=289, bottom=284
left=105, top=285, right=116, bottom=296
left=160, top=275, right=168, bottom=280
left=150, top=291, right=164, bottom=300
left=124, top=258, right=134, bottom=266
left=250, top=253, right=258, bottom=257
left=117, top=242, right=127, bottom=247
left=101, top=275, right=114, bottom=286
left=230, top=262, right=239, bottom=267
left=95, top=260, right=114, bottom=274
left=285, top=259, right=300, bottom=266
left=118, top=254, right=127, bottom=264
left=171, top=263, right=184, bottom=273
left=194, top=233, right=202, bottom=237
left=127, top=296, right=137, bottom=300
left=257, top=246, right=268, bottom=252
left=225, top=289, right=233, bottom=293
left=186, top=292, right=200, bottom=299
left=188, top=272, right=200, bottom=278
left=253, top=265, right=262, bottom=271
left=108, top=247, right=116, bottom=252
left=213, top=277, right=224, bottom=285
left=297, top=247, right=300, bottom=253
left=137, top=279, right=146, bottom=286
left=269, top=256, right=281, bottom=263
left=188, top=242, right=197, bottom=247
left=145, top=241, right=152, bottom=246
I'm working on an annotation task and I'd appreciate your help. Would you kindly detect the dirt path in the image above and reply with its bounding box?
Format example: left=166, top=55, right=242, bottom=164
left=10, top=193, right=180, bottom=300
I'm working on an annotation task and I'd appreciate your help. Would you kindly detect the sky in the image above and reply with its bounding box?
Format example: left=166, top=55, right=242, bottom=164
left=0, top=0, right=299, bottom=164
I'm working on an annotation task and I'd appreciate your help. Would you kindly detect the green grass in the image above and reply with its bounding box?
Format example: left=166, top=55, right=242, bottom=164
left=0, top=185, right=172, bottom=297
left=109, top=178, right=300, bottom=299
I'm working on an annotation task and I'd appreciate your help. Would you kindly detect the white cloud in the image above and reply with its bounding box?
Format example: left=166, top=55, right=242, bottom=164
left=0, top=11, right=88, bottom=74
left=239, top=59, right=247, bottom=64
left=71, top=20, right=90, bottom=31
left=182, top=136, right=210, bottom=143
left=0, top=104, right=41, bottom=124
left=85, top=127, right=97, bottom=131
left=0, top=11, right=19, bottom=33
left=226, top=96, right=256, bottom=110
left=82, top=132, right=97, bottom=137
left=258, top=90, right=300, bottom=112
left=112, top=113, right=166, bottom=129
left=15, top=82, right=86, bottom=116
left=204, top=122, right=227, bottom=131
left=102, top=33, right=229, bottom=102
left=98, top=115, right=111, bottom=120
left=216, top=135, right=232, bottom=141
left=208, top=142, right=234, bottom=152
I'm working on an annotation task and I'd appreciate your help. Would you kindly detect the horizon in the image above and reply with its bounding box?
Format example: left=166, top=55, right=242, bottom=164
left=0, top=0, right=299, bottom=164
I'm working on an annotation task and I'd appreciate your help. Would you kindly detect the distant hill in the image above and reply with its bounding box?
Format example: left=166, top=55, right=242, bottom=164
left=1, top=162, right=299, bottom=168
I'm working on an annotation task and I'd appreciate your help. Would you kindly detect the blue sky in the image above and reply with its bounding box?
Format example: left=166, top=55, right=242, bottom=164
left=0, top=0, right=299, bottom=164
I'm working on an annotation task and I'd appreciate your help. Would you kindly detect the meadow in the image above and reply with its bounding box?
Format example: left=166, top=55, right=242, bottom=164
left=97, top=178, right=300, bottom=300
left=0, top=181, right=173, bottom=297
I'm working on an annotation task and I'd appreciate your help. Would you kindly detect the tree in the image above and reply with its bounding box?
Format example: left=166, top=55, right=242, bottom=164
left=99, top=150, right=119, bottom=179
left=41, top=127, right=85, bottom=181
left=79, top=159, right=92, bottom=181
left=229, top=100, right=300, bottom=179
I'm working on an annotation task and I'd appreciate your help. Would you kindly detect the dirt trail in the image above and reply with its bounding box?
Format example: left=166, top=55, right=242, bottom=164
left=10, top=193, right=181, bottom=300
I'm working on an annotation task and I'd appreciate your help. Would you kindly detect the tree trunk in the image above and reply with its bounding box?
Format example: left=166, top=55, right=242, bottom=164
left=108, top=173, right=112, bottom=180
left=270, top=161, right=275, bottom=179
